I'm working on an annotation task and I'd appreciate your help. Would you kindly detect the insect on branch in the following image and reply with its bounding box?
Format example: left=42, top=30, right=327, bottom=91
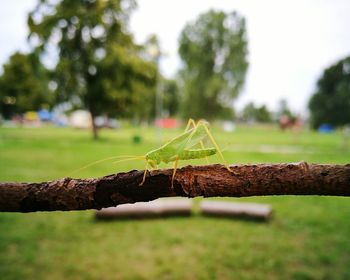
left=0, top=163, right=350, bottom=212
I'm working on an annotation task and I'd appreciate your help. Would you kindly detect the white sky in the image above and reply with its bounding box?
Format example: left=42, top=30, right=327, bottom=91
left=1, top=0, right=350, bottom=114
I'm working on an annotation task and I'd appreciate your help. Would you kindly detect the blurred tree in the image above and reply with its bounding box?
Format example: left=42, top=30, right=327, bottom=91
left=178, top=10, right=248, bottom=120
left=242, top=102, right=272, bottom=123
left=134, top=35, right=181, bottom=122
left=0, top=52, right=52, bottom=118
left=309, top=56, right=350, bottom=129
left=28, top=0, right=156, bottom=138
left=277, top=99, right=294, bottom=119
left=162, top=79, right=179, bottom=117
left=131, top=34, right=160, bottom=124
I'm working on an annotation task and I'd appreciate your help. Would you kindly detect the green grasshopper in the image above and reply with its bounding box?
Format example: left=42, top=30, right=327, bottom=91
left=137, top=119, right=232, bottom=187
left=73, top=119, right=232, bottom=187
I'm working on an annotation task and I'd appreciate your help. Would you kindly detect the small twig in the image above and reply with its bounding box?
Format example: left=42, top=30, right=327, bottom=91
left=0, top=163, right=349, bottom=212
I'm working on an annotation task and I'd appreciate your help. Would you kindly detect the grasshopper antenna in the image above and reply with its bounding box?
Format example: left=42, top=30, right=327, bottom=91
left=112, top=156, right=146, bottom=164
left=69, top=155, right=143, bottom=176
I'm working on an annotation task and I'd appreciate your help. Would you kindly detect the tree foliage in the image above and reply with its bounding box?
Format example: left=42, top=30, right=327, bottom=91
left=162, top=79, right=179, bottom=117
left=309, top=56, right=350, bottom=129
left=277, top=99, right=294, bottom=119
left=241, top=102, right=272, bottom=123
left=178, top=10, right=248, bottom=120
left=28, top=0, right=156, bottom=138
left=0, top=52, right=51, bottom=118
left=135, top=35, right=180, bottom=121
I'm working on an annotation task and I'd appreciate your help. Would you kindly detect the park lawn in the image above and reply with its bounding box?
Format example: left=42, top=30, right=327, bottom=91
left=0, top=125, right=349, bottom=280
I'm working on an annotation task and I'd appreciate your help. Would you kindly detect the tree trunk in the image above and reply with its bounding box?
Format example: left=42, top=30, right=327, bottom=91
left=89, top=109, right=98, bottom=140
left=0, top=163, right=349, bottom=212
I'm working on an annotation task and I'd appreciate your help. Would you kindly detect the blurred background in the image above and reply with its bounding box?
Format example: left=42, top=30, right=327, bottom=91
left=0, top=0, right=350, bottom=279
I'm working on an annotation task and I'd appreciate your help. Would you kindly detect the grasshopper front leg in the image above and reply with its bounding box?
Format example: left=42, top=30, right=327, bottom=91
left=171, top=156, right=180, bottom=190
left=139, top=162, right=149, bottom=186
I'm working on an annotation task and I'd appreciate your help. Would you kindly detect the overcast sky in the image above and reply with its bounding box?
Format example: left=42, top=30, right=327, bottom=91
left=1, top=0, right=350, bottom=114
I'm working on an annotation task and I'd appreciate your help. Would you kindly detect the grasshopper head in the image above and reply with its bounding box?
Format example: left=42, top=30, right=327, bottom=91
left=147, top=159, right=157, bottom=168
left=145, top=150, right=160, bottom=168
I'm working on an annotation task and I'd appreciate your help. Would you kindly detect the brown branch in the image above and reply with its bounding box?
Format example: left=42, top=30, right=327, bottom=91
left=0, top=163, right=350, bottom=212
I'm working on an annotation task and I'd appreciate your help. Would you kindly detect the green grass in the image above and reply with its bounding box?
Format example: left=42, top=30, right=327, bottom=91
left=0, top=125, right=350, bottom=280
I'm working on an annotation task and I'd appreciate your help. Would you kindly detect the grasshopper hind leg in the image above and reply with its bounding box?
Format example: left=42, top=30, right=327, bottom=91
left=185, top=118, right=197, bottom=132
left=199, top=120, right=236, bottom=174
left=185, top=119, right=210, bottom=164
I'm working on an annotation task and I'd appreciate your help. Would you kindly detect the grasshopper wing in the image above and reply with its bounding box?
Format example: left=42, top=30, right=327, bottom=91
left=163, top=124, right=208, bottom=154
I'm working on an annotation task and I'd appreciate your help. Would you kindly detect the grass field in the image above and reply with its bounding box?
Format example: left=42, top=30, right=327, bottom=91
left=0, top=124, right=349, bottom=280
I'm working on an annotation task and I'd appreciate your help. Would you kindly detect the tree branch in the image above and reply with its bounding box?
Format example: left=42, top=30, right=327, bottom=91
left=0, top=163, right=349, bottom=212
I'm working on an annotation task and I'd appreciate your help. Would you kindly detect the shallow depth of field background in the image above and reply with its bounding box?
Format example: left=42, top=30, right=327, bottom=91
left=1, top=125, right=349, bottom=280
left=1, top=0, right=350, bottom=279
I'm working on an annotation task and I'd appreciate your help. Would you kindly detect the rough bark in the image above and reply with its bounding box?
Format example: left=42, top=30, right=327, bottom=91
left=0, top=163, right=349, bottom=212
